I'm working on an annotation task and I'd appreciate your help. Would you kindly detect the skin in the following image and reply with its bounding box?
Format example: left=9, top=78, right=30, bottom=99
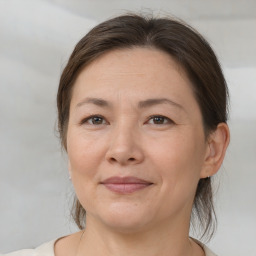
left=55, top=47, right=230, bottom=256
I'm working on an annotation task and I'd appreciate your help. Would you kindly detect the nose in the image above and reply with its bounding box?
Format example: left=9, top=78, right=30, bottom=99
left=105, top=124, right=144, bottom=166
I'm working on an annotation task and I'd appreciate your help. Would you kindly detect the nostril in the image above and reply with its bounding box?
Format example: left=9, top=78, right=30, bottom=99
left=109, top=157, right=136, bottom=164
left=110, top=157, right=117, bottom=162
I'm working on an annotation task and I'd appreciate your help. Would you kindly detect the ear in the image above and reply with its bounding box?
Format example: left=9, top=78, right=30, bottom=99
left=200, top=123, right=230, bottom=178
left=68, top=158, right=72, bottom=180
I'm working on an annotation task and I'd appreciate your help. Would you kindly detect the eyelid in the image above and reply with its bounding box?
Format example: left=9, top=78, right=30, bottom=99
left=79, top=114, right=174, bottom=126
left=146, top=115, right=174, bottom=125
left=80, top=114, right=108, bottom=125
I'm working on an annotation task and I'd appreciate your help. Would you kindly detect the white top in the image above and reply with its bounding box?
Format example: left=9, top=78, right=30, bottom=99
left=1, top=237, right=218, bottom=256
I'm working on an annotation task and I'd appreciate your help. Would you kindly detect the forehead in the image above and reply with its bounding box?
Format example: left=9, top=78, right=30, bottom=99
left=71, top=47, right=197, bottom=110
left=78, top=47, right=186, bottom=83
left=75, top=47, right=192, bottom=88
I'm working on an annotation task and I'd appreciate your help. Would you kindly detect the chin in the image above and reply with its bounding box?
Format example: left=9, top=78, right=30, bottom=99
left=104, top=218, right=150, bottom=234
left=96, top=203, right=153, bottom=233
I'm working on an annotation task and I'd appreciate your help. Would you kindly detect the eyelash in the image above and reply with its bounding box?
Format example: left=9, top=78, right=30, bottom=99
left=80, top=115, right=174, bottom=126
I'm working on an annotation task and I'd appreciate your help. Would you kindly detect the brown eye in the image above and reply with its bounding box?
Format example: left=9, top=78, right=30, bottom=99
left=81, top=115, right=107, bottom=125
left=148, top=116, right=173, bottom=125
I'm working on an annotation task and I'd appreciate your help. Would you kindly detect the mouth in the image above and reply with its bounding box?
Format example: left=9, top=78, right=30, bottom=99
left=100, top=176, right=153, bottom=194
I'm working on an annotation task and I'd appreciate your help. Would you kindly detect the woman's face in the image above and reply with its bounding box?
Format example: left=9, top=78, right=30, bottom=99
left=67, top=48, right=209, bottom=232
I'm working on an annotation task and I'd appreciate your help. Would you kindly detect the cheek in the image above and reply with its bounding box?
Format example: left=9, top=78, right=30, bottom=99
left=67, top=132, right=104, bottom=210
left=67, top=130, right=106, bottom=179
left=150, top=130, right=205, bottom=193
left=147, top=135, right=204, bottom=217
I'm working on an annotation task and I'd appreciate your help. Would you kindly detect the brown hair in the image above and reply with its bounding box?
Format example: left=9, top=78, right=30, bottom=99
left=57, top=13, right=228, bottom=240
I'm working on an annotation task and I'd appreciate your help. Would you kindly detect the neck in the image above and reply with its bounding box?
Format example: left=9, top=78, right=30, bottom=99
left=77, top=215, right=199, bottom=256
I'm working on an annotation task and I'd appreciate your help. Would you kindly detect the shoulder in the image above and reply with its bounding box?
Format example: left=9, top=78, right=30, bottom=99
left=194, top=239, right=218, bottom=256
left=0, top=239, right=56, bottom=256
left=1, top=231, right=83, bottom=256
left=203, top=245, right=218, bottom=256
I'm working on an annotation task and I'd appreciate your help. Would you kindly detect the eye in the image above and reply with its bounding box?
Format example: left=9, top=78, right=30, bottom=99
left=80, top=115, right=107, bottom=125
left=147, top=115, right=174, bottom=125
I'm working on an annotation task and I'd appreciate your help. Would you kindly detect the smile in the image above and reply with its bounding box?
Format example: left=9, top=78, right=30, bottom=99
left=100, top=176, right=153, bottom=194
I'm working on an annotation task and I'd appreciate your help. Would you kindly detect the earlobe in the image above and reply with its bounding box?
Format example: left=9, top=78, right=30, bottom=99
left=201, top=123, right=230, bottom=178
left=68, top=159, right=72, bottom=180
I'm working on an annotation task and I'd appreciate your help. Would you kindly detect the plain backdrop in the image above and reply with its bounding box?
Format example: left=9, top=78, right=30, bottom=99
left=0, top=1, right=255, bottom=255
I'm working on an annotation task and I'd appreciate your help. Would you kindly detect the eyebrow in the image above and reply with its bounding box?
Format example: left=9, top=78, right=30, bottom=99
left=76, top=97, right=184, bottom=111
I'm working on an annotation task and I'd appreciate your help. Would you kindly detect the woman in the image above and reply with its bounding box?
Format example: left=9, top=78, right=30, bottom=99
left=3, top=14, right=229, bottom=256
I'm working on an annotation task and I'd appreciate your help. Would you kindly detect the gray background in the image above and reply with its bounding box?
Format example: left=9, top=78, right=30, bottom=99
left=0, top=0, right=255, bottom=255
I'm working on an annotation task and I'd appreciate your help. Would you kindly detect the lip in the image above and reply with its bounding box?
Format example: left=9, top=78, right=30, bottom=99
left=100, top=176, right=153, bottom=194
